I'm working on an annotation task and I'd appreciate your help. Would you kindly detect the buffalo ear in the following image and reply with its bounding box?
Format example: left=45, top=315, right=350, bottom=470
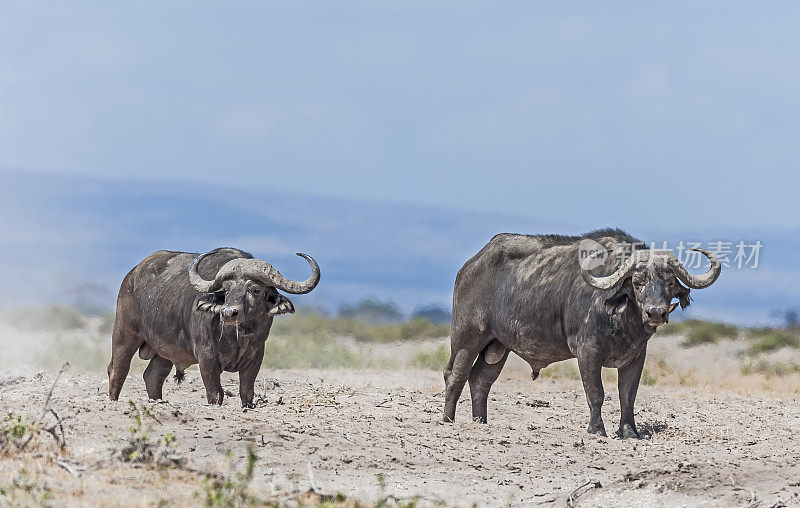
left=267, top=294, right=295, bottom=316
left=604, top=281, right=631, bottom=316
left=676, top=283, right=691, bottom=309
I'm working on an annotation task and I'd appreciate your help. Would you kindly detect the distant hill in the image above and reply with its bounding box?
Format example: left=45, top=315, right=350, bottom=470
left=1, top=169, right=797, bottom=325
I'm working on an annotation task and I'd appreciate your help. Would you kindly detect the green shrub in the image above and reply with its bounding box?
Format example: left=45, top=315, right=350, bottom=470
left=262, top=333, right=372, bottom=370
left=0, top=414, right=40, bottom=456
left=741, top=359, right=800, bottom=378
left=539, top=360, right=581, bottom=380
left=119, top=401, right=184, bottom=467
left=747, top=328, right=800, bottom=354
left=0, top=469, right=53, bottom=506
left=640, top=368, right=658, bottom=386
left=370, top=319, right=450, bottom=342
left=198, top=447, right=259, bottom=507
left=411, top=345, right=449, bottom=370
left=679, top=319, right=738, bottom=347
left=270, top=311, right=450, bottom=343
left=656, top=321, right=687, bottom=336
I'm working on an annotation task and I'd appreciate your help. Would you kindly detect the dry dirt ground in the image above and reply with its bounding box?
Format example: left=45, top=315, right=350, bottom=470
left=1, top=357, right=799, bottom=507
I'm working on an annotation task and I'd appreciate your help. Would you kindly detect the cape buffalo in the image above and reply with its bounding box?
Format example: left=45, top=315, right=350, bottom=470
left=108, top=248, right=320, bottom=407
left=444, top=229, right=720, bottom=438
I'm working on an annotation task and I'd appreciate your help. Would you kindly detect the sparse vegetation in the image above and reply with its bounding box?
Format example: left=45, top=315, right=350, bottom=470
left=5, top=304, right=450, bottom=372
left=197, top=448, right=369, bottom=507
left=663, top=316, right=800, bottom=358
left=678, top=319, right=738, bottom=347
left=540, top=360, right=581, bottom=380
left=0, top=469, right=53, bottom=507
left=119, top=401, right=184, bottom=467
left=0, top=413, right=40, bottom=456
left=655, top=320, right=687, bottom=336
left=740, top=358, right=800, bottom=378
left=659, top=318, right=739, bottom=345
left=198, top=447, right=259, bottom=507
left=411, top=344, right=449, bottom=370
left=373, top=473, right=423, bottom=508
left=678, top=369, right=697, bottom=386
left=263, top=310, right=450, bottom=370
left=262, top=332, right=375, bottom=370
left=271, top=311, right=450, bottom=343
left=641, top=368, right=658, bottom=386
left=747, top=328, right=800, bottom=354
left=643, top=356, right=673, bottom=387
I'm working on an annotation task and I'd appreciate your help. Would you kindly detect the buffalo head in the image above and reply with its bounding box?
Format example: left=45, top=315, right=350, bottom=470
left=582, top=248, right=721, bottom=329
left=188, top=252, right=320, bottom=326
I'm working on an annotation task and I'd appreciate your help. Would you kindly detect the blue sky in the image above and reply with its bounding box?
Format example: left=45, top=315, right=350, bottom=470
left=1, top=2, right=798, bottom=230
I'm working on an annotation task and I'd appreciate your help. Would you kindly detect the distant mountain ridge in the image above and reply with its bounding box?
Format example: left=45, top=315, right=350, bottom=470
left=1, top=169, right=797, bottom=325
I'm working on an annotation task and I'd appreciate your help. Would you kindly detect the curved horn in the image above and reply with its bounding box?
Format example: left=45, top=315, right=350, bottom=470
left=188, top=251, right=221, bottom=293
left=189, top=251, right=321, bottom=294
left=582, top=253, right=638, bottom=290
left=247, top=253, right=320, bottom=294
left=581, top=249, right=674, bottom=290
left=669, top=248, right=721, bottom=289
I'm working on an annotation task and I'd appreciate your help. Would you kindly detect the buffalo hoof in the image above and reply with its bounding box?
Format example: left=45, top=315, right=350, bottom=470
left=587, top=425, right=607, bottom=437
left=472, top=416, right=488, bottom=424
left=442, top=415, right=455, bottom=423
left=617, top=423, right=640, bottom=439
left=531, top=370, right=540, bottom=381
left=242, top=402, right=256, bottom=409
left=206, top=392, right=224, bottom=405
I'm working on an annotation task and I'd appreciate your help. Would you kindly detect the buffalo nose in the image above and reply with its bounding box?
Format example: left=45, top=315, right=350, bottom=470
left=220, top=307, right=239, bottom=319
left=646, top=306, right=667, bottom=322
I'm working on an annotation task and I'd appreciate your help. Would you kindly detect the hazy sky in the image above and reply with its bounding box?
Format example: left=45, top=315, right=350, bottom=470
left=2, top=2, right=798, bottom=230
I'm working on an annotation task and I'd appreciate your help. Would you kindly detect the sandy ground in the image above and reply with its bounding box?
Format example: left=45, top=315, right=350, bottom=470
left=1, top=360, right=799, bottom=507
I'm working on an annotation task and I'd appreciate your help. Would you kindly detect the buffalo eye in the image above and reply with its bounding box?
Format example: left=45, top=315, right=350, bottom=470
left=252, top=288, right=261, bottom=295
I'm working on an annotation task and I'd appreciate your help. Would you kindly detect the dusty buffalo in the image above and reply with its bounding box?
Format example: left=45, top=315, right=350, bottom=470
left=108, top=248, right=320, bottom=406
left=444, top=229, right=720, bottom=437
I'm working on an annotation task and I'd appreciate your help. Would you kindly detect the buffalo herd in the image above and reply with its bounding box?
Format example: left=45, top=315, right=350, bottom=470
left=110, top=228, right=720, bottom=437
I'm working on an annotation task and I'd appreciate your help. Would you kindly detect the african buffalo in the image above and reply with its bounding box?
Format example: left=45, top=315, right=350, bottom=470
left=108, top=248, right=320, bottom=407
left=444, top=229, right=720, bottom=438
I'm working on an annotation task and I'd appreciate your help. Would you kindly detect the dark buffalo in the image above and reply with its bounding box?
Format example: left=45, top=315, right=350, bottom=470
left=108, top=248, right=320, bottom=406
left=444, top=229, right=720, bottom=437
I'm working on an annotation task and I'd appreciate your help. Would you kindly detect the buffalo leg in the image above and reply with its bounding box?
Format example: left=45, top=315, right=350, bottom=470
left=238, top=345, right=265, bottom=408
left=577, top=354, right=606, bottom=437
left=198, top=358, right=224, bottom=405
left=468, top=347, right=510, bottom=423
left=617, top=347, right=647, bottom=439
left=107, top=327, right=141, bottom=401
left=443, top=333, right=487, bottom=422
left=143, top=355, right=173, bottom=401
